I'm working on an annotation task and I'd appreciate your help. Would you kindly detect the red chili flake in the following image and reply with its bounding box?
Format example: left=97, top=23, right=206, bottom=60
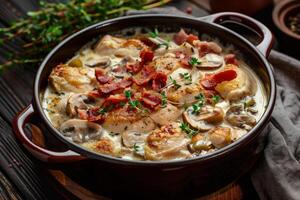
left=201, top=69, right=237, bottom=90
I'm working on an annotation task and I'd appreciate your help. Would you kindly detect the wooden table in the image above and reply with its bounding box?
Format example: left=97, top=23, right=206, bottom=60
left=0, top=0, right=270, bottom=199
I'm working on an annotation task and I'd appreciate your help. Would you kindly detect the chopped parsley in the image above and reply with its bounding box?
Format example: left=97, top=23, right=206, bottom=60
left=180, top=72, right=192, bottom=85
left=169, top=76, right=181, bottom=90
left=180, top=122, right=198, bottom=138
left=195, top=93, right=205, bottom=101
left=212, top=95, right=220, bottom=104
left=149, top=28, right=159, bottom=38
left=161, top=91, right=167, bottom=108
left=189, top=57, right=201, bottom=66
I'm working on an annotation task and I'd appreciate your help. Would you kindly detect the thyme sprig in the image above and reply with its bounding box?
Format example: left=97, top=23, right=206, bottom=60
left=0, top=0, right=171, bottom=74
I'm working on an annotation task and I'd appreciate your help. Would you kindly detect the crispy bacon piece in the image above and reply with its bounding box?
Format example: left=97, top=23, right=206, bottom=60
left=198, top=42, right=213, bottom=57
left=141, top=91, right=161, bottom=109
left=88, top=90, right=102, bottom=98
left=186, top=34, right=199, bottom=44
left=224, top=54, right=238, bottom=66
left=139, top=37, right=158, bottom=49
left=95, top=69, right=113, bottom=84
left=133, top=64, right=156, bottom=85
left=201, top=69, right=237, bottom=90
left=173, top=29, right=199, bottom=45
left=140, top=49, right=154, bottom=64
left=99, top=78, right=132, bottom=94
left=102, top=94, right=127, bottom=108
left=126, top=62, right=142, bottom=73
left=174, top=29, right=188, bottom=45
left=180, top=55, right=191, bottom=67
left=152, top=72, right=167, bottom=91
left=78, top=107, right=103, bottom=123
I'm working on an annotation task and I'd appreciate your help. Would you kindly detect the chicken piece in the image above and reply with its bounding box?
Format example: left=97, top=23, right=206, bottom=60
left=150, top=104, right=182, bottom=126
left=94, top=35, right=126, bottom=56
left=83, top=138, right=120, bottom=156
left=152, top=54, right=181, bottom=75
left=102, top=107, right=156, bottom=133
left=49, top=64, right=95, bottom=93
left=144, top=123, right=191, bottom=160
left=215, top=65, right=257, bottom=101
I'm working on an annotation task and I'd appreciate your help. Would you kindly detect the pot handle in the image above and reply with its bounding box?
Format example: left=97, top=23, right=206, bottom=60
left=199, top=12, right=274, bottom=57
left=13, top=104, right=85, bottom=163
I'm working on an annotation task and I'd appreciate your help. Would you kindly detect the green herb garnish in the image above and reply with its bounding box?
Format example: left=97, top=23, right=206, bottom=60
left=98, top=105, right=114, bottom=115
left=161, top=91, right=167, bottom=108
left=212, top=95, right=220, bottom=104
left=180, top=72, right=192, bottom=85
left=149, top=28, right=159, bottom=38
left=124, top=90, right=140, bottom=110
left=0, top=0, right=170, bottom=74
left=189, top=57, right=201, bottom=66
left=192, top=93, right=205, bottom=114
left=180, top=122, right=198, bottom=138
left=170, top=76, right=181, bottom=90
left=124, top=90, right=132, bottom=99
left=133, top=143, right=140, bottom=152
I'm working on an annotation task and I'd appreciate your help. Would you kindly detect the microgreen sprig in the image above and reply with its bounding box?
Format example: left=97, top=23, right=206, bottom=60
left=169, top=76, right=181, bottom=90
left=149, top=28, right=159, bottom=38
left=180, top=122, right=198, bottom=138
left=189, top=57, right=201, bottom=66
left=180, top=72, right=192, bottom=85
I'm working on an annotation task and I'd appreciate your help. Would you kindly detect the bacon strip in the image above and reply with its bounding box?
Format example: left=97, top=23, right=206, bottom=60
left=141, top=91, right=161, bottom=109
left=99, top=78, right=132, bottom=94
left=201, top=69, right=237, bottom=90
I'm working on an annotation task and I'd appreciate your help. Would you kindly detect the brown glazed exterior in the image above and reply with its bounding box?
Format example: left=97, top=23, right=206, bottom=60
left=13, top=13, right=276, bottom=199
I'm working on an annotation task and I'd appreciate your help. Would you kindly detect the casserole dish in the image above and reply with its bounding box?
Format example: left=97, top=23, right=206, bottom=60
left=13, top=12, right=275, bottom=199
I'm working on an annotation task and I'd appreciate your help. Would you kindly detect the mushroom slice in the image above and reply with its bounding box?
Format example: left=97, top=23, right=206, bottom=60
left=150, top=104, right=182, bottom=126
left=144, top=123, right=191, bottom=160
left=225, top=104, right=256, bottom=129
left=188, top=134, right=212, bottom=152
left=197, top=53, right=223, bottom=69
left=85, top=56, right=111, bottom=68
left=60, top=119, right=102, bottom=143
left=122, top=131, right=148, bottom=148
left=183, top=105, right=224, bottom=131
left=208, top=127, right=231, bottom=148
left=66, top=93, right=102, bottom=117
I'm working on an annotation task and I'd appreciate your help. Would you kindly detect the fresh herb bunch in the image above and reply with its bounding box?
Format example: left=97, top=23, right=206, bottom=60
left=0, top=0, right=170, bottom=74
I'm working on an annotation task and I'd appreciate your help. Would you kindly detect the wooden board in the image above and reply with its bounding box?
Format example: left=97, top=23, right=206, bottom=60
left=0, top=0, right=260, bottom=199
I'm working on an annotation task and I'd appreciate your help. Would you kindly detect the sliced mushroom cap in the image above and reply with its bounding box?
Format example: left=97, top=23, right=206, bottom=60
left=122, top=131, right=147, bottom=148
left=208, top=127, right=231, bottom=148
left=66, top=93, right=96, bottom=116
left=60, top=119, right=102, bottom=143
left=188, top=134, right=212, bottom=152
left=225, top=104, right=256, bottom=129
left=197, top=53, right=223, bottom=69
left=85, top=56, right=111, bottom=68
left=183, top=106, right=224, bottom=131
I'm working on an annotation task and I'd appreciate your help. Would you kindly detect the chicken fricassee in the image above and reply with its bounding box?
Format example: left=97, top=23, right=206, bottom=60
left=43, top=28, right=266, bottom=161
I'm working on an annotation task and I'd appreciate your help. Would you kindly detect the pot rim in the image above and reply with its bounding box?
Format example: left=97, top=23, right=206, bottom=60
left=33, top=14, right=276, bottom=166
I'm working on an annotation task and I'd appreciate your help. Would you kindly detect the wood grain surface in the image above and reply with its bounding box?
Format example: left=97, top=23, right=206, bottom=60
left=0, top=0, right=259, bottom=199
